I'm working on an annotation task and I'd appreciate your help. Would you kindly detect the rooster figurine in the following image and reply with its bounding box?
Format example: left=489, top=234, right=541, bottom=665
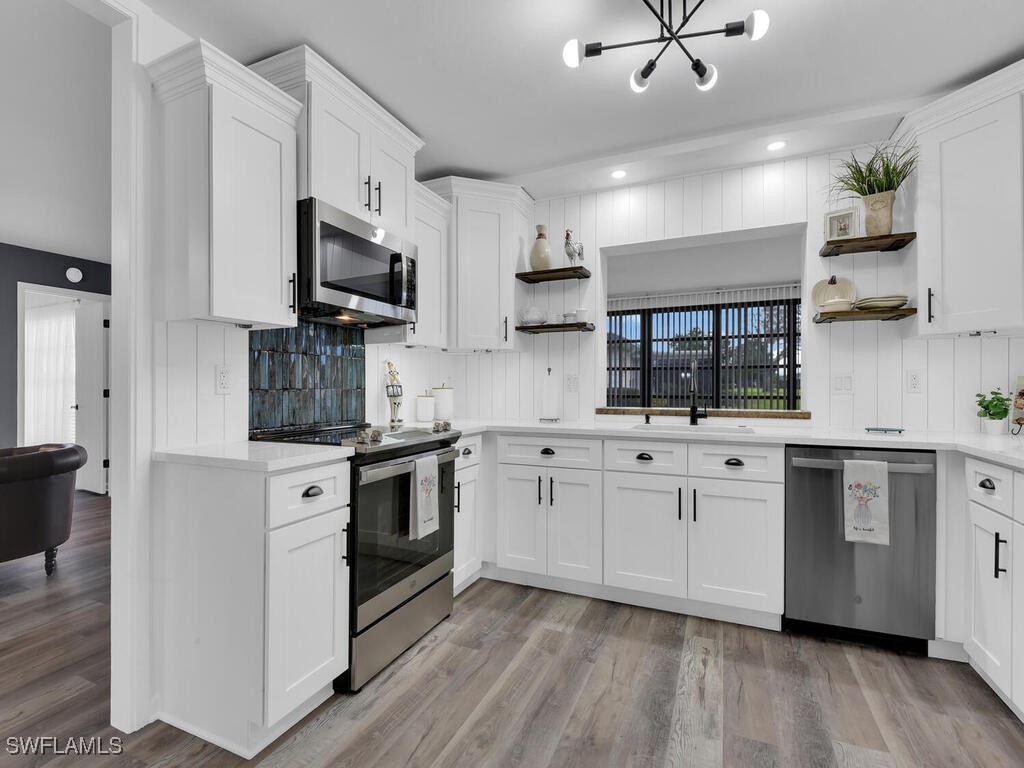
left=564, top=229, right=584, bottom=265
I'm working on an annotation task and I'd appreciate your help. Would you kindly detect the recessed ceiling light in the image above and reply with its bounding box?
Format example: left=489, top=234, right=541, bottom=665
left=611, top=169, right=627, bottom=179
left=767, top=140, right=787, bottom=152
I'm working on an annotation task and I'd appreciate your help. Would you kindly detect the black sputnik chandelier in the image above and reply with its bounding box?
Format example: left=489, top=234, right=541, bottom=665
left=562, top=0, right=770, bottom=93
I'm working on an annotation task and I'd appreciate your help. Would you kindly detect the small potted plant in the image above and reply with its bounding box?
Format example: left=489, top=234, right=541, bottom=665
left=832, top=138, right=918, bottom=236
left=976, top=389, right=1012, bottom=435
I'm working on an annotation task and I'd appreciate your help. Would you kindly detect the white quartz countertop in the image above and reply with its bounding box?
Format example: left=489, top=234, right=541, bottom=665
left=153, top=440, right=354, bottom=472
left=448, top=419, right=1024, bottom=471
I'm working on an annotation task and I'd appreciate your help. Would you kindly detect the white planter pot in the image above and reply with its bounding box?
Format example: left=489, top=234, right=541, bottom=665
left=982, top=418, right=1007, bottom=435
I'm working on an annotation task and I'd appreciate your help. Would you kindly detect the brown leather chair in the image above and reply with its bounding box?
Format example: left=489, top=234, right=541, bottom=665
left=0, top=444, right=88, bottom=574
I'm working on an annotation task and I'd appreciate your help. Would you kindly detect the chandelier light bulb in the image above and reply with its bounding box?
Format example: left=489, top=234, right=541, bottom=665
left=745, top=9, right=770, bottom=41
left=693, top=60, right=718, bottom=91
left=629, top=59, right=656, bottom=94
left=562, top=39, right=583, bottom=68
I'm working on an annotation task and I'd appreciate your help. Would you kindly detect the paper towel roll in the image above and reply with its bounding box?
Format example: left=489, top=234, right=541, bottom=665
left=433, top=386, right=454, bottom=421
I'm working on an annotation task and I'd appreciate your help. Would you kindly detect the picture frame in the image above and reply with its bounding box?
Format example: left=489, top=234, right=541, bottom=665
left=824, top=207, right=861, bottom=241
left=1013, top=375, right=1024, bottom=433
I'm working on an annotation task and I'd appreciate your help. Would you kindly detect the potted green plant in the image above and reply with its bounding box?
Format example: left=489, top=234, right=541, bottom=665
left=976, top=389, right=1012, bottom=435
left=832, top=139, right=918, bottom=236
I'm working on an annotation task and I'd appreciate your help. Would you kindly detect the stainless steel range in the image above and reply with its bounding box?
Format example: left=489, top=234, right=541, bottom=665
left=254, top=424, right=460, bottom=690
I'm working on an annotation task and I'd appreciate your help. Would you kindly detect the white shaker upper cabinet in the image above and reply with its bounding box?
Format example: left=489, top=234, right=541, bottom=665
left=424, top=177, right=532, bottom=351
left=251, top=45, right=424, bottom=243
left=915, top=93, right=1024, bottom=334
left=148, top=40, right=302, bottom=328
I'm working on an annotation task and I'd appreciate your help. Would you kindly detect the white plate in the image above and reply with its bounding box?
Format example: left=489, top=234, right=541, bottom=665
left=820, top=300, right=854, bottom=312
left=854, top=297, right=908, bottom=310
left=812, top=277, right=856, bottom=309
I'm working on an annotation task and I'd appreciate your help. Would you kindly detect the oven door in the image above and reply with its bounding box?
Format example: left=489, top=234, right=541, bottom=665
left=353, top=447, right=455, bottom=632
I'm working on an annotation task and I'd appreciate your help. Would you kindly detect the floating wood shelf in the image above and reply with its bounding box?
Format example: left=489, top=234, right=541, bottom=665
left=813, top=308, right=917, bottom=324
left=515, top=265, right=591, bottom=284
left=516, top=322, right=596, bottom=334
left=819, top=232, right=917, bottom=258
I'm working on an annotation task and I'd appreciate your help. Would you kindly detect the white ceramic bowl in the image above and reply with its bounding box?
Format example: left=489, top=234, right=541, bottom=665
left=820, top=299, right=854, bottom=312
left=576, top=308, right=592, bottom=323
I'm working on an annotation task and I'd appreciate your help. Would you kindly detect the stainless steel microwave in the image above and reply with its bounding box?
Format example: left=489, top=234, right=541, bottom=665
left=297, top=197, right=416, bottom=327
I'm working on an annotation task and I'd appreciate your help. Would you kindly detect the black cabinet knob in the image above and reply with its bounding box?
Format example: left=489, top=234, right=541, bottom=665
left=540, top=448, right=556, bottom=456
left=302, top=485, right=324, bottom=498
left=636, top=452, right=654, bottom=462
left=724, top=458, right=745, bottom=467
left=462, top=447, right=473, bottom=456
left=979, top=478, right=996, bottom=491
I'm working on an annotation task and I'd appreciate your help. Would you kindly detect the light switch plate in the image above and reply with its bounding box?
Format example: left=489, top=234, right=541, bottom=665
left=215, top=364, right=231, bottom=395
left=566, top=374, right=580, bottom=393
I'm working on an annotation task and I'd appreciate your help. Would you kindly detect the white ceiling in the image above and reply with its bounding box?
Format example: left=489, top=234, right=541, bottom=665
left=144, top=0, right=1024, bottom=198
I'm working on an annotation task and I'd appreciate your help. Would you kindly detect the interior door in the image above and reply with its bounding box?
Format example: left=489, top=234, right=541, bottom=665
left=496, top=465, right=547, bottom=575
left=74, top=301, right=108, bottom=494
left=547, top=468, right=602, bottom=584
left=603, top=472, right=686, bottom=597
left=965, top=501, right=1013, bottom=693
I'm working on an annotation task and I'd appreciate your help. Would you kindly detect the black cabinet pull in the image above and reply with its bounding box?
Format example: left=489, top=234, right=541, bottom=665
left=375, top=181, right=382, bottom=215
left=455, top=481, right=461, bottom=512
left=288, top=272, right=297, bottom=313
left=550, top=476, right=554, bottom=506
left=927, top=287, right=935, bottom=324
left=979, top=478, right=996, bottom=491
left=364, top=176, right=372, bottom=210
left=677, top=488, right=682, bottom=521
left=724, top=457, right=745, bottom=467
left=410, top=322, right=416, bottom=335
left=462, top=447, right=473, bottom=456
left=995, top=533, right=1008, bottom=579
left=540, top=448, right=555, bottom=456
left=538, top=475, right=542, bottom=505
left=302, top=485, right=323, bottom=498
left=504, top=316, right=508, bottom=342
left=692, top=487, right=697, bottom=522
left=636, top=452, right=654, bottom=462
left=341, top=526, right=348, bottom=562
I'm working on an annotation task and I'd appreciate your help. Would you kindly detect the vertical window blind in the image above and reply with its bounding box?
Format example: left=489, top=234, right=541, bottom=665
left=606, top=284, right=801, bottom=411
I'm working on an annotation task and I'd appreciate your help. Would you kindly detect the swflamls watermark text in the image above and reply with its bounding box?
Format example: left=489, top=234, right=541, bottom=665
left=6, top=736, right=123, bottom=755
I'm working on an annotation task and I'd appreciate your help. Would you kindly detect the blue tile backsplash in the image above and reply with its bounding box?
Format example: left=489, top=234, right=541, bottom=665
left=249, top=321, right=365, bottom=432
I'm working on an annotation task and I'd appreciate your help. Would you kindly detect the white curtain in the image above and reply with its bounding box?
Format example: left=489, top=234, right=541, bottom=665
left=24, top=301, right=76, bottom=445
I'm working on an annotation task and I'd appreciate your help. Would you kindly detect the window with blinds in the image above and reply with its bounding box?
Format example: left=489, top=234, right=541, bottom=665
left=606, top=284, right=801, bottom=411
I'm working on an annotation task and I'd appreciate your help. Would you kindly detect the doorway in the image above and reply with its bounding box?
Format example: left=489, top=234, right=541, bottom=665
left=17, top=282, right=110, bottom=494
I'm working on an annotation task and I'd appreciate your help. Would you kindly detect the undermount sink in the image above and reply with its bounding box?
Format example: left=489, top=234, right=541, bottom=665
left=632, top=423, right=755, bottom=435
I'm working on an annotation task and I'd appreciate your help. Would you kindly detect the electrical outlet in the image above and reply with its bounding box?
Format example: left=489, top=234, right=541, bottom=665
left=215, top=364, right=231, bottom=395
left=566, top=374, right=580, bottom=393
left=906, top=369, right=924, bottom=394
left=833, top=374, right=853, bottom=393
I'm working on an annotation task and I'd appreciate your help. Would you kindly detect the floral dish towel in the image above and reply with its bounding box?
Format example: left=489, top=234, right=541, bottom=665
left=843, top=460, right=889, bottom=546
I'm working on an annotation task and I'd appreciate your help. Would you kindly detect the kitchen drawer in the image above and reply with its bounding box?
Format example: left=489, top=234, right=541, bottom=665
left=688, top=443, right=784, bottom=483
left=267, top=462, right=350, bottom=529
left=966, top=458, right=1014, bottom=518
left=497, top=435, right=601, bottom=470
left=604, top=440, right=686, bottom=475
left=456, top=434, right=482, bottom=470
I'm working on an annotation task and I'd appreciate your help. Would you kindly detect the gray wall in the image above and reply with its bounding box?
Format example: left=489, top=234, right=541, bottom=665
left=0, top=242, right=111, bottom=447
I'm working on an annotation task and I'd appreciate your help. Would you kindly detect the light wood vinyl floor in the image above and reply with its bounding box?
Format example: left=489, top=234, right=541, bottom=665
left=2, top=494, right=1023, bottom=767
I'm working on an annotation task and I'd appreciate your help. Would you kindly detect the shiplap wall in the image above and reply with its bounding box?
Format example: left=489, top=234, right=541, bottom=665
left=376, top=151, right=1024, bottom=432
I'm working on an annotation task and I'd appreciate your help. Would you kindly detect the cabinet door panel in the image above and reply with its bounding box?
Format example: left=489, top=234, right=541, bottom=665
left=209, top=88, right=296, bottom=327
left=689, top=479, right=784, bottom=613
left=454, top=465, right=481, bottom=587
left=603, top=472, right=686, bottom=597
left=309, top=84, right=371, bottom=221
left=966, top=501, right=1013, bottom=694
left=496, top=465, right=546, bottom=575
left=370, top=131, right=414, bottom=241
left=919, top=95, right=1024, bottom=333
left=548, top=469, right=602, bottom=584
left=265, top=508, right=348, bottom=725
left=457, top=197, right=508, bottom=349
left=410, top=203, right=445, bottom=346
left=1013, top=521, right=1024, bottom=710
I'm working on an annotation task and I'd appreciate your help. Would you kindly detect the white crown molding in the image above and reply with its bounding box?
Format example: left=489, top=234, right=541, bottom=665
left=250, top=45, right=424, bottom=156
left=900, top=57, right=1024, bottom=134
left=414, top=181, right=452, bottom=218
left=146, top=39, right=302, bottom=126
left=423, top=176, right=534, bottom=217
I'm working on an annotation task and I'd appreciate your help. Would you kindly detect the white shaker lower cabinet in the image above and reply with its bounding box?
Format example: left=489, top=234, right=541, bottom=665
left=454, top=463, right=481, bottom=590
left=688, top=478, right=784, bottom=613
left=154, top=457, right=350, bottom=759
left=1014, top=521, right=1024, bottom=711
left=496, top=464, right=602, bottom=584
left=966, top=501, right=1014, bottom=694
left=265, top=507, right=349, bottom=725
left=603, top=472, right=687, bottom=597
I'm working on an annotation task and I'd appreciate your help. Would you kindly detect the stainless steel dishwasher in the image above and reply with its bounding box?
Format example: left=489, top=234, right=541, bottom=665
left=784, top=445, right=937, bottom=644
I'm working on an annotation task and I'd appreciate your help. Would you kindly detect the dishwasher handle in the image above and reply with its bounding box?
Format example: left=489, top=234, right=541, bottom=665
left=790, top=457, right=934, bottom=474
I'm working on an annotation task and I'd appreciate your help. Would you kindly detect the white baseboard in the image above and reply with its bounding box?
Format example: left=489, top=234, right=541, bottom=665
left=453, top=569, right=481, bottom=596
left=480, top=563, right=782, bottom=631
left=928, top=639, right=969, bottom=662
left=969, top=660, right=1024, bottom=723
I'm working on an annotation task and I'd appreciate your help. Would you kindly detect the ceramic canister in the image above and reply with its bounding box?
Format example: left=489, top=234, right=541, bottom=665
left=433, top=386, right=454, bottom=421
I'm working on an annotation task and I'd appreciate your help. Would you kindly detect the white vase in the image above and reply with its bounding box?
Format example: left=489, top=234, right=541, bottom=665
left=982, top=418, right=1007, bottom=435
left=530, top=225, right=551, bottom=270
